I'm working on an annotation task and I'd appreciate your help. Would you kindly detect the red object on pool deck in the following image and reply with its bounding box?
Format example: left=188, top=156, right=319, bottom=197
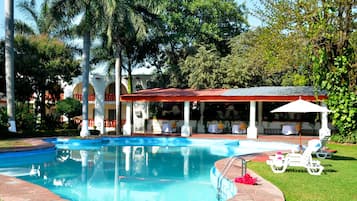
left=234, top=173, right=257, bottom=185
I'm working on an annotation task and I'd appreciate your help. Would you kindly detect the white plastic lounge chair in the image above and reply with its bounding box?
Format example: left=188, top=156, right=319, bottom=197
left=315, top=136, right=333, bottom=159
left=266, top=139, right=324, bottom=176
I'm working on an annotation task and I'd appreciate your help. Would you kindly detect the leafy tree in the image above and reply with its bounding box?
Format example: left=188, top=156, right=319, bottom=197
left=222, top=30, right=267, bottom=87
left=180, top=26, right=310, bottom=89
left=16, top=0, right=56, bottom=36
left=0, top=107, right=8, bottom=130
left=256, top=0, right=357, bottom=142
left=180, top=46, right=222, bottom=89
left=0, top=41, right=6, bottom=95
left=226, top=28, right=310, bottom=87
left=50, top=0, right=104, bottom=137
left=56, top=98, right=81, bottom=118
left=56, top=98, right=81, bottom=128
left=0, top=35, right=81, bottom=128
left=157, top=0, right=248, bottom=88
left=7, top=37, right=35, bottom=102
left=100, top=0, right=162, bottom=134
left=15, top=102, right=37, bottom=131
left=0, top=102, right=36, bottom=132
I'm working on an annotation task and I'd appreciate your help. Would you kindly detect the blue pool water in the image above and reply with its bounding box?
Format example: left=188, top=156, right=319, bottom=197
left=0, top=137, right=295, bottom=201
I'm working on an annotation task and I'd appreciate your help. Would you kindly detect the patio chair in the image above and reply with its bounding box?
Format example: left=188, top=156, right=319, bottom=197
left=315, top=136, right=333, bottom=159
left=266, top=139, right=324, bottom=176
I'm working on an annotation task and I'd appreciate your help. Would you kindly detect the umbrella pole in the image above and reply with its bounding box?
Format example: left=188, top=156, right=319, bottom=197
left=298, top=122, right=302, bottom=152
left=299, top=132, right=302, bottom=152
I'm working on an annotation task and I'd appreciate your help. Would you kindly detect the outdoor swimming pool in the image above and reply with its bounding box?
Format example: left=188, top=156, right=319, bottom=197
left=0, top=137, right=296, bottom=201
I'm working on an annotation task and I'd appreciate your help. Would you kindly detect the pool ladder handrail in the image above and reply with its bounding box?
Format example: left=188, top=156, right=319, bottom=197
left=216, top=156, right=247, bottom=201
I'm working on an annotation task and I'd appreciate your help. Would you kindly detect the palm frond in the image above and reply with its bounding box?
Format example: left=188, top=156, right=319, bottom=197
left=14, top=20, right=36, bottom=36
left=17, top=0, right=39, bottom=33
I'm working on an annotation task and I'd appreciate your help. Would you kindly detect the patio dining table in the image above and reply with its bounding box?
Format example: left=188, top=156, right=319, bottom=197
left=282, top=124, right=298, bottom=135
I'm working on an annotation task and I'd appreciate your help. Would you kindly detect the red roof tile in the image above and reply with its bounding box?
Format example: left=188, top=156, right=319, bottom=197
left=121, top=87, right=327, bottom=102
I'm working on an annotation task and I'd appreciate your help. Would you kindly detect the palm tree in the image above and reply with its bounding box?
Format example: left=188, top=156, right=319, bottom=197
left=16, top=0, right=55, bottom=35
left=5, top=0, right=16, bottom=132
left=102, top=0, right=162, bottom=135
left=50, top=0, right=104, bottom=137
left=15, top=0, right=61, bottom=126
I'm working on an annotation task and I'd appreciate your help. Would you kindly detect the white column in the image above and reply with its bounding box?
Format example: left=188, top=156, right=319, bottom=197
left=93, top=78, right=105, bottom=134
left=247, top=101, right=258, bottom=139
left=80, top=150, right=88, bottom=167
left=181, top=147, right=190, bottom=177
left=81, top=120, right=89, bottom=136
left=257, top=102, right=264, bottom=133
left=79, top=150, right=88, bottom=200
left=114, top=147, right=119, bottom=201
left=198, top=102, right=205, bottom=133
left=8, top=121, right=16, bottom=133
left=123, top=103, right=132, bottom=135
left=181, top=101, right=191, bottom=137
left=319, top=104, right=331, bottom=139
left=123, top=146, right=131, bottom=171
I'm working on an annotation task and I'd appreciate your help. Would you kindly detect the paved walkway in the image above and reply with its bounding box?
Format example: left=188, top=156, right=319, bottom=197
left=0, top=134, right=318, bottom=201
left=0, top=138, right=55, bottom=153
left=0, top=175, right=66, bottom=201
left=215, top=157, right=284, bottom=201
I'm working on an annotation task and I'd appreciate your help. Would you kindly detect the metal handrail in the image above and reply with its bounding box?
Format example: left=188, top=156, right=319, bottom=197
left=216, top=156, right=247, bottom=201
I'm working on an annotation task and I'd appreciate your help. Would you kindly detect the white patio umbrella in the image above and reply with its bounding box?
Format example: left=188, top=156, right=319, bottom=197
left=271, top=99, right=331, bottom=113
left=271, top=98, right=331, bottom=150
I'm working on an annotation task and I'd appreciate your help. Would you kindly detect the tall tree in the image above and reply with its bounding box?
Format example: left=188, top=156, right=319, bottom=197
left=256, top=0, right=357, bottom=142
left=180, top=46, right=222, bottom=89
left=158, top=0, right=248, bottom=88
left=14, top=0, right=70, bottom=125
left=50, top=0, right=104, bottom=137
left=102, top=0, right=162, bottom=135
left=16, top=0, right=55, bottom=35
left=1, top=35, right=80, bottom=131
left=5, top=0, right=16, bottom=132
left=15, top=35, right=80, bottom=124
left=225, top=28, right=309, bottom=87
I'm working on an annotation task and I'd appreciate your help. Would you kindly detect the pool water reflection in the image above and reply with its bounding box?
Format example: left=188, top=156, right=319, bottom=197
left=0, top=138, right=296, bottom=201
left=9, top=145, right=224, bottom=201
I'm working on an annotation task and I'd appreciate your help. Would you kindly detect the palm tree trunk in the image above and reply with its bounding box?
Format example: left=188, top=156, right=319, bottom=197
left=80, top=31, right=91, bottom=137
left=127, top=58, right=133, bottom=134
left=40, top=87, right=46, bottom=126
left=5, top=0, right=16, bottom=132
left=127, top=58, right=132, bottom=93
left=115, top=48, right=122, bottom=135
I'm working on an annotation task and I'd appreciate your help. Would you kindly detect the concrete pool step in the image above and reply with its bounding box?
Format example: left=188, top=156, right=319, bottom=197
left=215, top=157, right=285, bottom=201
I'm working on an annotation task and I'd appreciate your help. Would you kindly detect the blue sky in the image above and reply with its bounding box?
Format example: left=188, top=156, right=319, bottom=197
left=0, top=0, right=40, bottom=39
left=0, top=0, right=261, bottom=39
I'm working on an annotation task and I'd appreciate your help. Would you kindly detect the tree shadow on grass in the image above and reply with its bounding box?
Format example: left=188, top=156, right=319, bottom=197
left=285, top=168, right=310, bottom=174
left=319, top=164, right=338, bottom=174
left=330, top=155, right=356, bottom=161
left=285, top=168, right=337, bottom=174
left=284, top=164, right=337, bottom=174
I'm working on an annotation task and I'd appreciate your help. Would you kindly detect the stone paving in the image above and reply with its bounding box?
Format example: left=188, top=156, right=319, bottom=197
left=0, top=175, right=66, bottom=201
left=0, top=134, right=318, bottom=201
left=215, top=155, right=284, bottom=201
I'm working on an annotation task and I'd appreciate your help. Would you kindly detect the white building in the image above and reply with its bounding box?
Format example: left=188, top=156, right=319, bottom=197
left=64, top=68, right=331, bottom=139
left=63, top=68, right=153, bottom=134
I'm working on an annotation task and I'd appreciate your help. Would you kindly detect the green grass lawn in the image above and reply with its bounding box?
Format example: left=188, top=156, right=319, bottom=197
left=249, top=143, right=357, bottom=201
